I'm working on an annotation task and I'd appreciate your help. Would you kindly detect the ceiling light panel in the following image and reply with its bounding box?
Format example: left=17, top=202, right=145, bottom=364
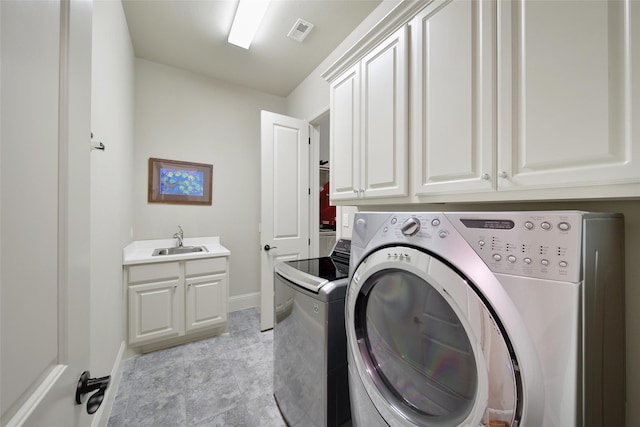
left=228, top=0, right=272, bottom=49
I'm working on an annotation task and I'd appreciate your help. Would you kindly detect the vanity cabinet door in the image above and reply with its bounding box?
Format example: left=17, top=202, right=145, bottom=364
left=185, top=273, right=228, bottom=332
left=184, top=257, right=229, bottom=332
left=128, top=279, right=182, bottom=345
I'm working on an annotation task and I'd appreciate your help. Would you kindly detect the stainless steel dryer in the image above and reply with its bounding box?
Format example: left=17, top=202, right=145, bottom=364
left=346, top=212, right=625, bottom=427
left=274, top=239, right=352, bottom=427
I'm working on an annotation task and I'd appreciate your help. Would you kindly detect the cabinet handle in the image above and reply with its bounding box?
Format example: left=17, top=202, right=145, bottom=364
left=499, top=171, right=508, bottom=179
left=187, top=283, right=192, bottom=287
left=481, top=173, right=490, bottom=181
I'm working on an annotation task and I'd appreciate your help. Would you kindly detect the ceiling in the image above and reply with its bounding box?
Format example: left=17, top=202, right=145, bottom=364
left=122, top=0, right=382, bottom=97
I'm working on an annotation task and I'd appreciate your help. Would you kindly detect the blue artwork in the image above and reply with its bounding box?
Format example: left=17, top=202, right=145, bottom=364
left=160, top=168, right=204, bottom=196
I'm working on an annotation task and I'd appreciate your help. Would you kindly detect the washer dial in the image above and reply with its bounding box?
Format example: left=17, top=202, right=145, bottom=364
left=401, top=217, right=421, bottom=236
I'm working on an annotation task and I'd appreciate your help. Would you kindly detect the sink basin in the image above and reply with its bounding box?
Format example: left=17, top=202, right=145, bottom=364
left=152, top=246, right=208, bottom=256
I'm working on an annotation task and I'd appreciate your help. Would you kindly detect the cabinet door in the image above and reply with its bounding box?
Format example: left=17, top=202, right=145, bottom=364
left=360, top=25, right=409, bottom=198
left=185, top=274, right=228, bottom=332
left=330, top=63, right=361, bottom=201
left=128, top=280, right=182, bottom=345
left=498, top=0, right=640, bottom=190
left=412, top=0, right=495, bottom=195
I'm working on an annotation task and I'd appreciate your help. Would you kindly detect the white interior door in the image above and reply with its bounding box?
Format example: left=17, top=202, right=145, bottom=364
left=260, top=111, right=310, bottom=331
left=1, top=1, right=93, bottom=425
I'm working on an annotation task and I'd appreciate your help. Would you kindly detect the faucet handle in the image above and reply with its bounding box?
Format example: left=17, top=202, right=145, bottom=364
left=178, top=225, right=183, bottom=236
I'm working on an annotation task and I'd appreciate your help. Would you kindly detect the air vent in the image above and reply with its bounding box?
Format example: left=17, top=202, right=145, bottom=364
left=287, top=18, right=314, bottom=42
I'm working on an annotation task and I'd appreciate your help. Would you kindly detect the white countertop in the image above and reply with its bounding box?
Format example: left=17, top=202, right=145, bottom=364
left=123, top=237, right=230, bottom=266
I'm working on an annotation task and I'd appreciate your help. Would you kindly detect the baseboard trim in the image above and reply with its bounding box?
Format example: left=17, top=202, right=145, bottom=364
left=228, top=292, right=260, bottom=312
left=92, top=341, right=126, bottom=427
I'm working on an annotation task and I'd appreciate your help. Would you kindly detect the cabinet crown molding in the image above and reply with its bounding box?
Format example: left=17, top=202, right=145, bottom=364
left=321, top=0, right=429, bottom=82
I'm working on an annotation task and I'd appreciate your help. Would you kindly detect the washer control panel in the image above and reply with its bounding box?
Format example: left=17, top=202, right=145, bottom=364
left=447, top=212, right=583, bottom=282
left=364, top=212, right=584, bottom=283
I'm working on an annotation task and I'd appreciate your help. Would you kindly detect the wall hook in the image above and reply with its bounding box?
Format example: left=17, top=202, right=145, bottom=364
left=90, top=132, right=105, bottom=151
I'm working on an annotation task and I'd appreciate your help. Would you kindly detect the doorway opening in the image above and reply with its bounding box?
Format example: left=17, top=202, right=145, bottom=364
left=310, top=112, right=336, bottom=257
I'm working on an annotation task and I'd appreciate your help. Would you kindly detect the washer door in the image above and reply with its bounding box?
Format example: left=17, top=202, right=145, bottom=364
left=347, top=246, right=521, bottom=427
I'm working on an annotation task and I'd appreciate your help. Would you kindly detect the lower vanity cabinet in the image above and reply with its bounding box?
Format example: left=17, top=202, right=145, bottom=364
left=126, top=256, right=228, bottom=347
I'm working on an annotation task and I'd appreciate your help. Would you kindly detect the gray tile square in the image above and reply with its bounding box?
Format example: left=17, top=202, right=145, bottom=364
left=193, top=402, right=253, bottom=427
left=234, top=360, right=273, bottom=401
left=245, top=395, right=287, bottom=427
left=125, top=393, right=186, bottom=427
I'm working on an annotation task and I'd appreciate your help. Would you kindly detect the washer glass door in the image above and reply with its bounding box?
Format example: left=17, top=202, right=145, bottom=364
left=349, top=247, right=520, bottom=427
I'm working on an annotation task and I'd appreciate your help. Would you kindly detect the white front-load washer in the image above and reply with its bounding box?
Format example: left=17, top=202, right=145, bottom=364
left=346, top=211, right=625, bottom=427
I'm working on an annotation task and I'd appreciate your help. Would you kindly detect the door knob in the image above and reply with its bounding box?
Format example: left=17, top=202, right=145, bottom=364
left=76, top=371, right=110, bottom=414
left=264, top=244, right=278, bottom=251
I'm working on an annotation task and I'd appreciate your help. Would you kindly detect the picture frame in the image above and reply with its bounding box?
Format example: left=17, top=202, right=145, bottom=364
left=148, top=157, right=213, bottom=205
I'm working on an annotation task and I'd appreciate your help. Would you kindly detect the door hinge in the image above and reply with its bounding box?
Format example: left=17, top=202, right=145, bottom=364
left=309, top=238, right=311, bottom=245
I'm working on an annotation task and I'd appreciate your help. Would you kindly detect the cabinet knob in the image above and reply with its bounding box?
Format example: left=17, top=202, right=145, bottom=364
left=481, top=173, right=490, bottom=181
left=499, top=171, right=508, bottom=179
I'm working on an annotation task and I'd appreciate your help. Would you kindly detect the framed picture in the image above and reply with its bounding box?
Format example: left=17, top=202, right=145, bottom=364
left=148, top=157, right=213, bottom=205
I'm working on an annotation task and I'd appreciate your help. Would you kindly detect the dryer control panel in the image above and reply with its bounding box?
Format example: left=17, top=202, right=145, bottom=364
left=446, top=212, right=583, bottom=282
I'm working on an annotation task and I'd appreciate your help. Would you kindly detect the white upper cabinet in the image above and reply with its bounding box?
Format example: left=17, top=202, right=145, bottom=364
left=360, top=26, right=409, bottom=199
left=324, top=0, right=640, bottom=205
left=497, top=0, right=640, bottom=190
left=412, top=0, right=495, bottom=195
left=330, top=64, right=361, bottom=201
left=328, top=25, right=409, bottom=202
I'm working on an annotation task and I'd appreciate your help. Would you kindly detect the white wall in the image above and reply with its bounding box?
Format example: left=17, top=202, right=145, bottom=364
left=90, top=0, right=135, bottom=397
left=133, top=59, right=286, bottom=306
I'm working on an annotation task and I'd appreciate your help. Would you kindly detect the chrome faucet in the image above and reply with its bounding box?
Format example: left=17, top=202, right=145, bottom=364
left=173, top=226, right=184, bottom=247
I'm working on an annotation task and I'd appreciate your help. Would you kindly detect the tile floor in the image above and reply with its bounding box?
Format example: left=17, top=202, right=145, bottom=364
left=107, top=308, right=286, bottom=427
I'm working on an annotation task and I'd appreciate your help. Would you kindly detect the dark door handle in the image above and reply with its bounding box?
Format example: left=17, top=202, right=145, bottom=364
left=76, top=371, right=110, bottom=414
left=264, top=244, right=278, bottom=251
